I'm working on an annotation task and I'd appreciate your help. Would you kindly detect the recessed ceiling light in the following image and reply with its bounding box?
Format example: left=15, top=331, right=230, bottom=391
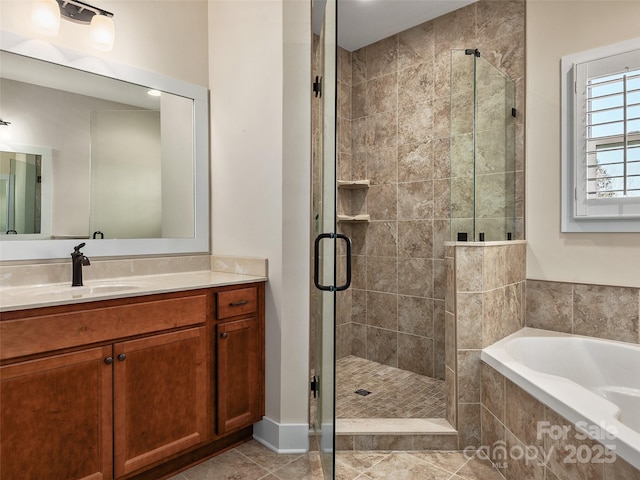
left=147, top=89, right=161, bottom=97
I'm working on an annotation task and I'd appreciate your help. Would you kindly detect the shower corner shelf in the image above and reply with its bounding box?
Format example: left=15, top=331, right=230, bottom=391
left=337, top=214, right=370, bottom=223
left=337, top=179, right=370, bottom=189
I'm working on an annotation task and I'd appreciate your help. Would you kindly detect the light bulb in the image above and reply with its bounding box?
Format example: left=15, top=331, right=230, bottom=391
left=31, top=0, right=61, bottom=36
left=89, top=14, right=115, bottom=51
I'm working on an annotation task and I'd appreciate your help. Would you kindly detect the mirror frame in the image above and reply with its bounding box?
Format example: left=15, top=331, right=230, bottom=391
left=0, top=30, right=210, bottom=261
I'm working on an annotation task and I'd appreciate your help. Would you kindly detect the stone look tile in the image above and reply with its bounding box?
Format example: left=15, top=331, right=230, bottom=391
left=483, top=246, right=505, bottom=291
left=573, top=284, right=639, bottom=343
left=367, top=147, right=397, bottom=185
left=457, top=350, right=481, bottom=403
left=445, top=312, right=456, bottom=369
left=504, top=430, right=546, bottom=480
left=367, top=184, right=397, bottom=221
left=458, top=403, right=481, bottom=450
left=525, top=280, right=573, bottom=333
left=366, top=221, right=397, bottom=257
left=398, top=220, right=433, bottom=258
left=366, top=257, right=397, bottom=294
left=504, top=380, right=545, bottom=450
left=544, top=409, right=605, bottom=480
left=456, top=292, right=483, bottom=349
left=481, top=405, right=505, bottom=463
left=398, top=295, right=434, bottom=337
left=456, top=453, right=505, bottom=480
left=364, top=453, right=453, bottom=480
left=482, top=287, right=505, bottom=348
left=366, top=291, right=397, bottom=330
left=398, top=141, right=433, bottom=183
left=366, top=327, right=397, bottom=367
left=503, top=282, right=524, bottom=337
left=398, top=333, right=434, bottom=376
left=398, top=22, right=434, bottom=70
left=368, top=74, right=397, bottom=115
left=398, top=61, right=434, bottom=107
left=398, top=181, right=434, bottom=220
left=445, top=366, right=457, bottom=428
left=365, top=35, right=398, bottom=80
left=398, top=258, right=433, bottom=298
left=481, top=363, right=505, bottom=423
left=181, top=450, right=269, bottom=480
left=456, top=247, right=483, bottom=292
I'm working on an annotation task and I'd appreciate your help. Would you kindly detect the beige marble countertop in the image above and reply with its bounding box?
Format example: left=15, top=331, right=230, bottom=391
left=0, top=270, right=267, bottom=312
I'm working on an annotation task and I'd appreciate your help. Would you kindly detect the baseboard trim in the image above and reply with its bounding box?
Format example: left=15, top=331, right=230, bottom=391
left=253, top=417, right=310, bottom=454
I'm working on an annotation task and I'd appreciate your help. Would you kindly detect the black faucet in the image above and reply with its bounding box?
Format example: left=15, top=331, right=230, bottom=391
left=71, top=243, right=90, bottom=286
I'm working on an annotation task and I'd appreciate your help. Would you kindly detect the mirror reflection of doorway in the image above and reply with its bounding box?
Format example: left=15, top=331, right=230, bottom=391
left=0, top=152, right=41, bottom=235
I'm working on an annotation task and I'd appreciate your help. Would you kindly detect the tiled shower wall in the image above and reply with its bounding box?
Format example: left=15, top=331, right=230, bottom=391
left=335, top=0, right=525, bottom=381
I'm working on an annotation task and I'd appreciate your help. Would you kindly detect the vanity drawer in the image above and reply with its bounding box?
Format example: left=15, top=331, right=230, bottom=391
left=216, top=287, right=257, bottom=320
left=0, top=293, right=208, bottom=360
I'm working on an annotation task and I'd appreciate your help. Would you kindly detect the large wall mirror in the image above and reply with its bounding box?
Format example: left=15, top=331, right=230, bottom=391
left=0, top=31, right=209, bottom=261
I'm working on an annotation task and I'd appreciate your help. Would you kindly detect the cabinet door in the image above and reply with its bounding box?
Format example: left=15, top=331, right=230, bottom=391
left=216, top=317, right=261, bottom=435
left=113, top=327, right=208, bottom=478
left=0, top=346, right=113, bottom=480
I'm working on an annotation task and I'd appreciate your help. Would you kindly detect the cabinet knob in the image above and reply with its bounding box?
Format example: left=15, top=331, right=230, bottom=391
left=104, top=356, right=114, bottom=365
left=117, top=353, right=127, bottom=361
left=220, top=332, right=228, bottom=339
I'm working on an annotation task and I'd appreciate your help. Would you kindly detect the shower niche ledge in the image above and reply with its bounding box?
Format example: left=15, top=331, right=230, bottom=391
left=337, top=214, right=370, bottom=223
left=337, top=179, right=370, bottom=223
left=337, top=179, right=370, bottom=189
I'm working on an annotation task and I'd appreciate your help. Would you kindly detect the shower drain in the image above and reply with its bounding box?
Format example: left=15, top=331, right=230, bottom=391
left=355, top=389, right=371, bottom=396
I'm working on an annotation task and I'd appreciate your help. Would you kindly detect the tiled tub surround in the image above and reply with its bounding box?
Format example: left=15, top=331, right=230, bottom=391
left=335, top=0, right=526, bottom=384
left=480, top=362, right=640, bottom=480
left=445, top=241, right=527, bottom=450
left=482, top=328, right=640, bottom=472
left=526, top=279, right=640, bottom=344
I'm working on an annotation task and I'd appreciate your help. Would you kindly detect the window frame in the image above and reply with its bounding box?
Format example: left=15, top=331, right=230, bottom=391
left=561, top=37, right=640, bottom=232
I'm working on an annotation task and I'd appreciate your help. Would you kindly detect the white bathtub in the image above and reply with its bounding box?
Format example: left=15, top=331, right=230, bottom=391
left=481, top=327, right=640, bottom=470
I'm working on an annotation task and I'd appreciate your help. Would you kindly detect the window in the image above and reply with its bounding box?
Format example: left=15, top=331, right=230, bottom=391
left=561, top=38, right=640, bottom=232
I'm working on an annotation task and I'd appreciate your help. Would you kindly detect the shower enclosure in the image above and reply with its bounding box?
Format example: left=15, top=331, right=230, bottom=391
left=450, top=49, right=517, bottom=242
left=310, top=2, right=523, bottom=477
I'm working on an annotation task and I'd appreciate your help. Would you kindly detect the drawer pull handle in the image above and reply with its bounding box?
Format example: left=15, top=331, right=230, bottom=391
left=104, top=357, right=114, bottom=365
left=220, top=332, right=228, bottom=339
left=229, top=300, right=249, bottom=307
left=117, top=353, right=126, bottom=361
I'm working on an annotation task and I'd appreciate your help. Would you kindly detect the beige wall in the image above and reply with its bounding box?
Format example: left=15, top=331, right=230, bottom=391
left=0, top=0, right=208, bottom=86
left=526, top=0, right=640, bottom=288
left=208, top=0, right=311, bottom=447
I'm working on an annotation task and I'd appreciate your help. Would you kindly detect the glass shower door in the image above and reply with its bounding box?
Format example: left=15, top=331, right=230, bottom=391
left=311, top=0, right=349, bottom=478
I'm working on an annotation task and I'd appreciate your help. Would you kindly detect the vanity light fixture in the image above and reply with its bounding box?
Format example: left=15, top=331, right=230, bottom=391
left=31, top=0, right=115, bottom=51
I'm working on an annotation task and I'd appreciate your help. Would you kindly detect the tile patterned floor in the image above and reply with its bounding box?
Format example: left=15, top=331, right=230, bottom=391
left=169, top=440, right=505, bottom=480
left=336, top=356, right=446, bottom=419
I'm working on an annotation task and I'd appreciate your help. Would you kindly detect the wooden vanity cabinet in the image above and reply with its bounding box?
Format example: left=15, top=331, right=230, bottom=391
left=1, top=346, right=113, bottom=480
left=113, top=327, right=208, bottom=477
left=214, top=286, right=264, bottom=436
left=0, top=282, right=265, bottom=480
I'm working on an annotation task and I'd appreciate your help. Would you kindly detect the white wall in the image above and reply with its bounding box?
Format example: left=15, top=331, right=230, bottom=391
left=526, top=0, right=640, bottom=288
left=208, top=0, right=311, bottom=450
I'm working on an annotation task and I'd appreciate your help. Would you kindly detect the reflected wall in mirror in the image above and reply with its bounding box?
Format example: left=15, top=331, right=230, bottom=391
left=0, top=31, right=209, bottom=261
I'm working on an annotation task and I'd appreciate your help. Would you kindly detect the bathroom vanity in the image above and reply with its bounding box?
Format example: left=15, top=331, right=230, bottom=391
left=0, top=277, right=266, bottom=480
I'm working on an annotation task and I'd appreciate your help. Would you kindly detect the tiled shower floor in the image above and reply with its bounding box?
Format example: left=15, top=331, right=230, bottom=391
left=336, top=356, right=446, bottom=419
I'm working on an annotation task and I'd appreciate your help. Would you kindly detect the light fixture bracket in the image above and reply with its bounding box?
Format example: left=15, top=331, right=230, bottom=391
left=56, top=0, right=113, bottom=25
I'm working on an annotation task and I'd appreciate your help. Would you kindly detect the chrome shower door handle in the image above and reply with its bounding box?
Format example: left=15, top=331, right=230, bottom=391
left=313, top=233, right=352, bottom=292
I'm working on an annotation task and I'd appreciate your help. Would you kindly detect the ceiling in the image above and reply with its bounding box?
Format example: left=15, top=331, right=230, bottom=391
left=314, top=0, right=477, bottom=52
